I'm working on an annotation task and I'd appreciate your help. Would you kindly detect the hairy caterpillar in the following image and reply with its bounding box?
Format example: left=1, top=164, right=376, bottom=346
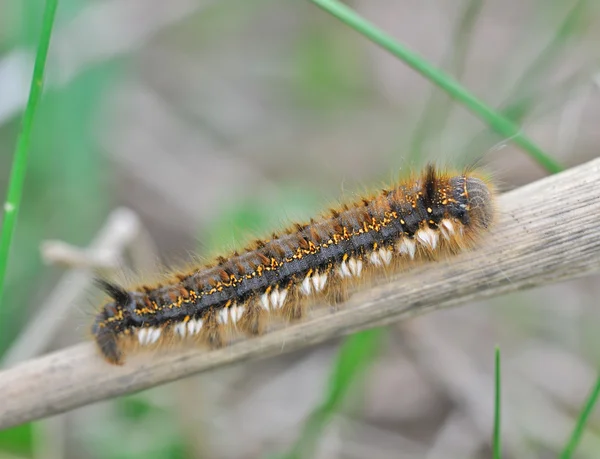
left=92, top=165, right=495, bottom=365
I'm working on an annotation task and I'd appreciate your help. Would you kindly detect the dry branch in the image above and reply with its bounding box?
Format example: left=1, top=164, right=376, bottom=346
left=1, top=158, right=600, bottom=430
left=2, top=208, right=142, bottom=366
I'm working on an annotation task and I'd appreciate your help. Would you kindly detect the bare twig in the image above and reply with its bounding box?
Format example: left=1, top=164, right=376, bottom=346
left=2, top=208, right=141, bottom=367
left=0, top=158, right=599, bottom=430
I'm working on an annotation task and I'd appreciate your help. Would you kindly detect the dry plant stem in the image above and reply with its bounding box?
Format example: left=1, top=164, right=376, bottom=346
left=0, top=159, right=600, bottom=429
left=2, top=208, right=141, bottom=366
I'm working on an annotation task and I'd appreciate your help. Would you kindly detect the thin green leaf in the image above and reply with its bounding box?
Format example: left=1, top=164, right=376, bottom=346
left=507, top=0, right=589, bottom=104
left=493, top=346, right=502, bottom=459
left=560, top=373, right=600, bottom=459
left=462, top=0, right=590, bottom=164
left=409, top=0, right=484, bottom=164
left=0, top=0, right=59, bottom=310
left=310, top=0, right=562, bottom=173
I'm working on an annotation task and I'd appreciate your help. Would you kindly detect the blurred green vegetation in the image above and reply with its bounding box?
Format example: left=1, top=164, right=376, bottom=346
left=291, top=24, right=369, bottom=111
left=0, top=13, right=115, bottom=353
left=84, top=393, right=188, bottom=459
left=203, top=184, right=322, bottom=255
left=279, top=329, right=383, bottom=459
left=0, top=0, right=116, bottom=454
left=312, top=0, right=562, bottom=173
left=0, top=423, right=33, bottom=456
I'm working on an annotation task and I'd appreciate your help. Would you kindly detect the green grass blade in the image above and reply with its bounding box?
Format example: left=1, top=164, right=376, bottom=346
left=462, top=0, right=590, bottom=164
left=0, top=0, right=59, bottom=310
left=507, top=0, right=588, bottom=104
left=493, top=346, right=502, bottom=459
left=310, top=0, right=562, bottom=173
left=409, top=0, right=484, bottom=164
left=560, top=373, right=600, bottom=459
left=281, top=329, right=383, bottom=459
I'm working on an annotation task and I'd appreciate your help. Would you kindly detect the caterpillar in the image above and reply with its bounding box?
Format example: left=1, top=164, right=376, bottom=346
left=92, top=165, right=495, bottom=365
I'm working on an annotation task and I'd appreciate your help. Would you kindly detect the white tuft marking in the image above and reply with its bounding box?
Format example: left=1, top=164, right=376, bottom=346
left=311, top=271, right=321, bottom=291
left=148, top=328, right=162, bottom=344
left=398, top=238, right=416, bottom=259
left=440, top=219, right=455, bottom=240
left=229, top=304, right=245, bottom=324
left=218, top=308, right=229, bottom=325
left=348, top=258, right=363, bottom=277
left=187, top=320, right=196, bottom=335
left=187, top=319, right=203, bottom=335
left=138, top=327, right=161, bottom=345
left=138, top=328, right=149, bottom=345
left=277, top=288, right=288, bottom=308
left=174, top=322, right=186, bottom=338
left=312, top=273, right=327, bottom=292
left=338, top=260, right=352, bottom=278
left=379, top=248, right=393, bottom=266
left=260, top=292, right=271, bottom=311
left=231, top=304, right=245, bottom=323
left=320, top=274, right=328, bottom=291
left=416, top=227, right=438, bottom=250
left=369, top=251, right=382, bottom=266
left=270, top=289, right=280, bottom=309
left=300, top=275, right=312, bottom=295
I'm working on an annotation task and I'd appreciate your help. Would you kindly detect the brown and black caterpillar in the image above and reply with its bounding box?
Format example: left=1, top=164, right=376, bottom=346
left=92, top=165, right=495, bottom=364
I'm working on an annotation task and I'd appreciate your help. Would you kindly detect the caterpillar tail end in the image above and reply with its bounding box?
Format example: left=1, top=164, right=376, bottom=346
left=92, top=323, right=124, bottom=365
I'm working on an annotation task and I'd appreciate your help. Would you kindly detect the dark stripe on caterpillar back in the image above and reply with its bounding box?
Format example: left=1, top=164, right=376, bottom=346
left=92, top=165, right=495, bottom=364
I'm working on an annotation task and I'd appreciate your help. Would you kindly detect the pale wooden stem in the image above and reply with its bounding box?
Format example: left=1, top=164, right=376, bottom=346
left=1, top=158, right=599, bottom=430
